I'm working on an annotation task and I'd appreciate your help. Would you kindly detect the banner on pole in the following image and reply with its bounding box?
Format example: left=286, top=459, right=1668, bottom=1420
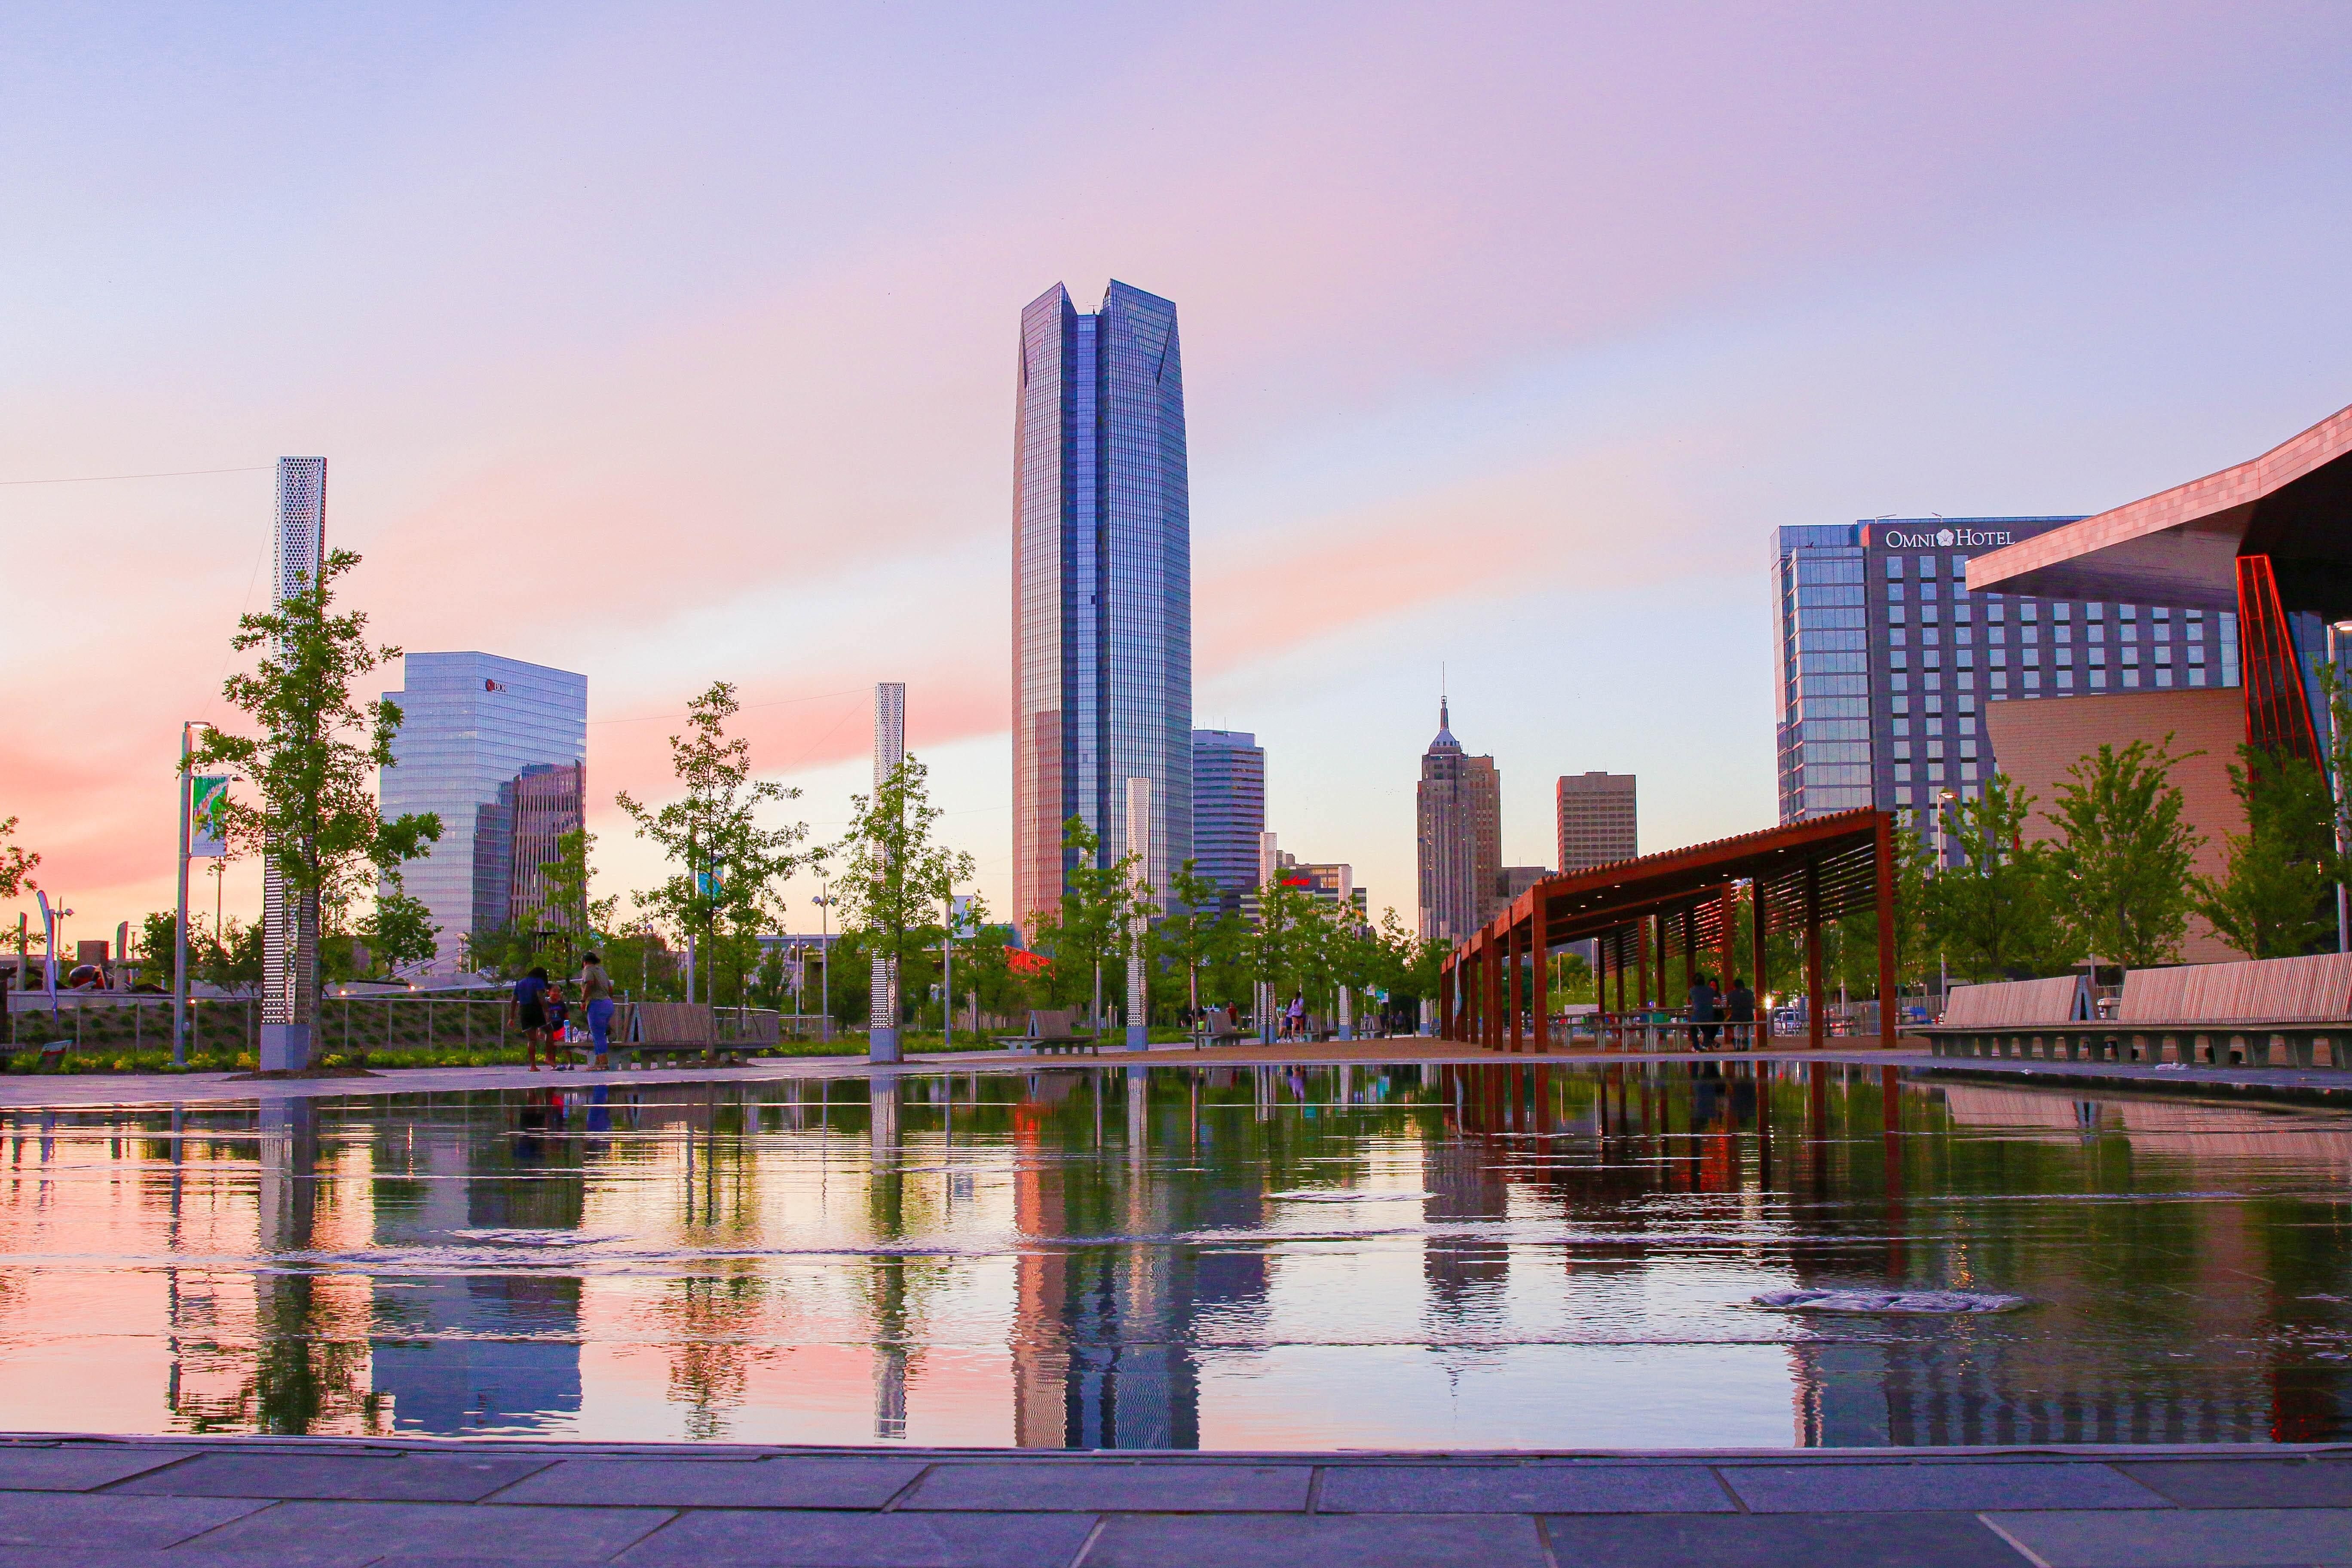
left=949, top=895, right=980, bottom=939
left=190, top=777, right=232, bottom=858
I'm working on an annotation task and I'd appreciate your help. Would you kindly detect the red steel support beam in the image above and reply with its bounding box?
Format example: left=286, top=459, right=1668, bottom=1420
left=1507, top=918, right=1523, bottom=1054
left=1874, top=812, right=1897, bottom=1050
left=1753, top=880, right=1770, bottom=1046
left=1805, top=860, right=1824, bottom=1052
left=1533, top=896, right=1551, bottom=1055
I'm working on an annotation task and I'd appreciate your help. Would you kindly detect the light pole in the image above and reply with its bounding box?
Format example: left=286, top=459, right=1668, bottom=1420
left=812, top=884, right=831, bottom=1043
left=1936, top=787, right=1957, bottom=1016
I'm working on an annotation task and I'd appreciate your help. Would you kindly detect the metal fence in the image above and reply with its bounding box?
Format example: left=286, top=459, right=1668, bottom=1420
left=3, top=996, right=818, bottom=1058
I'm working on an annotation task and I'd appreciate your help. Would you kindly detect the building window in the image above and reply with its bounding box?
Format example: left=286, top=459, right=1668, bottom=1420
left=1887, top=557, right=1905, bottom=579
left=1893, top=695, right=1909, bottom=714
left=1896, top=786, right=1914, bottom=805
left=1929, top=763, right=1946, bottom=783
left=2025, top=671, right=2042, bottom=691
left=2155, top=646, right=2172, bottom=665
left=2087, top=601, right=2105, bottom=621
left=2188, top=645, right=2206, bottom=665
left=1891, top=673, right=1908, bottom=692
left=2120, top=623, right=2137, bottom=643
left=1962, top=763, right=1979, bottom=782
left=1992, top=671, right=2009, bottom=690
left=2122, top=646, right=2138, bottom=666
left=1959, top=671, right=1975, bottom=689
left=2055, top=625, right=2072, bottom=645
left=2053, top=603, right=2071, bottom=622
left=1991, top=650, right=2006, bottom=668
left=2091, top=670, right=2108, bottom=689
left=2020, top=602, right=2038, bottom=622
left=1926, top=674, right=1942, bottom=691
left=1921, top=581, right=1939, bottom=602
left=2157, top=668, right=2174, bottom=688
left=2059, top=670, right=2075, bottom=689
left=2154, top=623, right=2170, bottom=642
left=1890, top=651, right=1908, bottom=670
left=1891, top=628, right=1907, bottom=647
left=1927, top=695, right=1944, bottom=714
left=2191, top=668, right=2208, bottom=687
left=1948, top=556, right=1968, bottom=579
left=2123, top=669, right=2141, bottom=688
left=1895, top=763, right=1912, bottom=783
left=1917, top=556, right=1934, bottom=578
left=1988, top=602, right=2006, bottom=624
left=1889, top=604, right=1906, bottom=624
left=2187, top=621, right=2205, bottom=641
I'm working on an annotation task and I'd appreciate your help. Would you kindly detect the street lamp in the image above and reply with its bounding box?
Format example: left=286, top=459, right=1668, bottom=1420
left=1936, top=787, right=1957, bottom=1015
left=811, top=883, right=832, bottom=1043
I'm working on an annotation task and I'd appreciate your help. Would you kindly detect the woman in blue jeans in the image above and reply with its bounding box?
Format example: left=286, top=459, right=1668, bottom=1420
left=579, top=951, right=618, bottom=1071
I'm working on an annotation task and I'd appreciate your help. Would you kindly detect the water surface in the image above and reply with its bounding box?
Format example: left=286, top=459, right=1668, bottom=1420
left=3, top=1061, right=2348, bottom=1448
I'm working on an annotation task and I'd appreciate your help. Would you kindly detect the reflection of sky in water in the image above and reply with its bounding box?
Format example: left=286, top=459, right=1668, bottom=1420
left=2, top=1063, right=2351, bottom=1448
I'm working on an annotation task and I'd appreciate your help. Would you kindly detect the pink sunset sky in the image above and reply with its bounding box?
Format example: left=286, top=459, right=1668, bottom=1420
left=5, top=2, right=2351, bottom=948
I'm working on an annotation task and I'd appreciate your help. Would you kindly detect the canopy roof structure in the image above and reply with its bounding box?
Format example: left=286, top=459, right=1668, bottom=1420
left=1967, top=400, right=2352, bottom=619
left=1439, top=808, right=1898, bottom=1053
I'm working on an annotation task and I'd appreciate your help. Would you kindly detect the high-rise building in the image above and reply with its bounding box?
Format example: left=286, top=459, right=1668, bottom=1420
left=1189, top=729, right=1264, bottom=912
left=505, top=762, right=586, bottom=932
left=382, top=653, right=587, bottom=975
left=1773, top=520, right=2239, bottom=831
left=1012, top=280, right=1192, bottom=935
left=1415, top=699, right=1500, bottom=943
left=1556, top=771, right=1637, bottom=872
left=1274, top=853, right=1369, bottom=919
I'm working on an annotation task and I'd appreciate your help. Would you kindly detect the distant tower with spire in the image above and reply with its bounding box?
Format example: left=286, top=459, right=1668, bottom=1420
left=1415, top=696, right=1501, bottom=943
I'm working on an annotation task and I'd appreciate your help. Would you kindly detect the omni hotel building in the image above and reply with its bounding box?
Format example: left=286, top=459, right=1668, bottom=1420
left=1774, top=518, right=2241, bottom=830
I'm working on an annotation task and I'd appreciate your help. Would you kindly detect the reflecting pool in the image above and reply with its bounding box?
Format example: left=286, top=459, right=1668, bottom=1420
left=3, top=1062, right=2350, bottom=1448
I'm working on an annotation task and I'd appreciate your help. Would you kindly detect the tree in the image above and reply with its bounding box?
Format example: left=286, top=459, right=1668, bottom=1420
left=616, top=682, right=808, bottom=1002
left=2195, top=745, right=2340, bottom=959
left=360, top=890, right=443, bottom=977
left=1924, top=773, right=2071, bottom=980
left=1027, top=816, right=1136, bottom=1026
left=0, top=818, right=37, bottom=899
left=825, top=754, right=974, bottom=1038
left=188, top=548, right=441, bottom=1065
left=1160, top=861, right=1233, bottom=1022
left=2045, top=736, right=2203, bottom=970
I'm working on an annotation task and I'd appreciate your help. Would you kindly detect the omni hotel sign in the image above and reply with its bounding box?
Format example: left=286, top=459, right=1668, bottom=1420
left=1867, top=524, right=2016, bottom=551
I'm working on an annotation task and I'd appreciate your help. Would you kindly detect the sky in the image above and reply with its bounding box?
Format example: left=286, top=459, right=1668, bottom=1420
left=5, top=1, right=2352, bottom=954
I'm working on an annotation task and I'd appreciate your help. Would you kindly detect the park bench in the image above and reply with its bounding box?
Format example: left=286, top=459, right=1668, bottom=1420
left=1194, top=1006, right=1250, bottom=1049
left=996, top=1007, right=1097, bottom=1056
left=630, top=1001, right=719, bottom=1067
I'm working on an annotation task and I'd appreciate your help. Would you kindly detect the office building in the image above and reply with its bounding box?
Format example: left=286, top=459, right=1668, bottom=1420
left=1274, top=853, right=1369, bottom=920
left=1189, top=730, right=1264, bottom=912
left=1772, top=520, right=2239, bottom=832
left=504, top=762, right=586, bottom=932
left=1556, top=772, right=1637, bottom=872
left=1496, top=866, right=1550, bottom=906
left=1012, top=280, right=1192, bottom=936
left=1415, top=699, right=1500, bottom=943
left=382, top=653, right=588, bottom=975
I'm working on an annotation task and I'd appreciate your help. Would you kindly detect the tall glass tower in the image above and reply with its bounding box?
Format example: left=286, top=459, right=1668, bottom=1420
left=1013, top=281, right=1192, bottom=936
left=382, top=652, right=587, bottom=976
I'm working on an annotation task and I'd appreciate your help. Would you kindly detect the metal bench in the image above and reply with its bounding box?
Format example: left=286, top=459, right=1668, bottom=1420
left=996, top=1007, right=1097, bottom=1056
left=630, top=1001, right=719, bottom=1067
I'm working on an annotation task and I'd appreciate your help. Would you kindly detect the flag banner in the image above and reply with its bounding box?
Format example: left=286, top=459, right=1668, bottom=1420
left=949, top=895, right=980, bottom=939
left=190, top=777, right=231, bottom=858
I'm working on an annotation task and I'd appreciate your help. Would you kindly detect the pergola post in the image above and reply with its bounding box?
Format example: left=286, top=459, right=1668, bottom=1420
left=1613, top=928, right=1626, bottom=1014
left=1636, top=919, right=1651, bottom=1009
left=1485, top=930, right=1501, bottom=1051
left=1716, top=884, right=1735, bottom=1042
left=1875, top=811, right=1898, bottom=1050
left=1440, top=954, right=1455, bottom=1040
left=1655, top=912, right=1669, bottom=1011
left=1753, top=880, right=1771, bottom=1047
left=1533, top=896, right=1551, bottom=1054
left=1805, top=860, right=1824, bottom=1052
left=1507, top=917, right=1523, bottom=1054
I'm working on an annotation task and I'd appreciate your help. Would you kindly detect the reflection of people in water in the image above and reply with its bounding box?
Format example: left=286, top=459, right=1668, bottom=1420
left=514, top=1089, right=564, bottom=1158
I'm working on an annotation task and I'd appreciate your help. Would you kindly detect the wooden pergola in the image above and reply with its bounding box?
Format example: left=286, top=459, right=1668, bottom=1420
left=1439, top=807, right=1898, bottom=1052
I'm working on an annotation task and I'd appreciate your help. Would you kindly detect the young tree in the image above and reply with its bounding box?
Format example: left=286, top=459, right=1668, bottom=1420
left=616, top=682, right=808, bottom=1002
left=1924, top=773, right=2071, bottom=980
left=2195, top=745, right=2341, bottom=959
left=825, top=754, right=975, bottom=1042
left=2046, top=736, right=2203, bottom=970
left=1029, top=816, right=1136, bottom=1027
left=1160, top=860, right=1232, bottom=1025
left=0, top=818, right=37, bottom=899
left=188, top=548, right=441, bottom=1065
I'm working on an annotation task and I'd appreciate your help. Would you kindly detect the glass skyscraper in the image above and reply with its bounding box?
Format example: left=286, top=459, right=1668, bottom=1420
left=1013, top=281, right=1192, bottom=934
left=1774, top=519, right=2239, bottom=829
left=382, top=652, right=588, bottom=976
left=1188, top=729, right=1265, bottom=913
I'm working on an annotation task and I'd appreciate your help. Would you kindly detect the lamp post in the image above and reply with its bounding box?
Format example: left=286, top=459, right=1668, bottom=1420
left=812, top=884, right=832, bottom=1043
left=1936, top=787, right=1957, bottom=1017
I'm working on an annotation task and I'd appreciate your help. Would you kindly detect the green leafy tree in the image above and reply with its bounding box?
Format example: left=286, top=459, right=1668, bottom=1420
left=2045, top=736, right=2203, bottom=970
left=187, top=548, right=441, bottom=1062
left=825, top=754, right=974, bottom=1037
left=1925, top=773, right=2071, bottom=980
left=2194, top=745, right=2341, bottom=959
left=0, top=818, right=38, bottom=899
left=1160, top=861, right=1235, bottom=1022
left=138, top=910, right=178, bottom=987
left=360, top=890, right=443, bottom=977
left=616, top=682, right=808, bottom=1002
left=1027, top=816, right=1137, bottom=1026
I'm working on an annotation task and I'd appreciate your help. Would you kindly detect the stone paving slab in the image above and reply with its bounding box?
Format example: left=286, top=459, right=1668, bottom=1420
left=2113, top=1457, right=2352, bottom=1507
left=614, top=1508, right=1096, bottom=1567
left=1984, top=1507, right=2352, bottom=1565
left=492, top=1455, right=925, bottom=1509
left=903, top=1461, right=1310, bottom=1513
left=186, top=1500, right=674, bottom=1560
left=0, top=1447, right=198, bottom=1491
left=115, top=1452, right=557, bottom=1502
left=0, top=1491, right=269, bottom=1549
left=1082, top=1512, right=1551, bottom=1568
left=1722, top=1460, right=2171, bottom=1513
left=1542, top=1510, right=2035, bottom=1568
left=1315, top=1461, right=1733, bottom=1513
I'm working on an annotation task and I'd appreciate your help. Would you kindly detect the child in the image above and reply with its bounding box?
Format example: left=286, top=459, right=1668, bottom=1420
left=543, top=982, right=572, bottom=1070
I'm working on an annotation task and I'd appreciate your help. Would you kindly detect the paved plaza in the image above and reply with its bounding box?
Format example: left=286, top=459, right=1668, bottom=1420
left=0, top=1436, right=2346, bottom=1566
left=1, top=1037, right=2349, bottom=1112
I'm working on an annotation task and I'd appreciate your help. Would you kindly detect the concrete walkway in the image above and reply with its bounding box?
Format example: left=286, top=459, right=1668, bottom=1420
left=0, top=1435, right=2347, bottom=1566
left=3, top=1036, right=2351, bottom=1112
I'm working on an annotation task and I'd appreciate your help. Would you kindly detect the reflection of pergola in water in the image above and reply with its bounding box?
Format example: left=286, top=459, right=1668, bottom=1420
left=1439, top=808, right=1901, bottom=1051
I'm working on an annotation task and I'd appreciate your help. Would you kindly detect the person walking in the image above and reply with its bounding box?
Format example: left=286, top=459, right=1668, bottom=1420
left=1687, top=970, right=1720, bottom=1052
left=1286, top=992, right=1306, bottom=1041
left=543, top=981, right=572, bottom=1069
left=1726, top=974, right=1758, bottom=1050
left=511, top=965, right=550, bottom=1073
left=579, top=951, right=616, bottom=1072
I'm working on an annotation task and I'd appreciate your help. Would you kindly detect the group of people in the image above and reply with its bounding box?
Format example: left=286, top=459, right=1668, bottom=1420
left=509, top=952, right=619, bottom=1072
left=1684, top=971, right=1759, bottom=1050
